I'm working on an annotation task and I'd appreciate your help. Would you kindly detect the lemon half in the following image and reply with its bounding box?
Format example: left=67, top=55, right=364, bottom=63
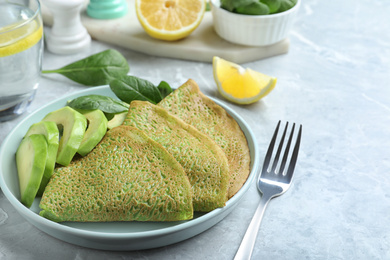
left=213, top=56, right=277, bottom=105
left=0, top=19, right=43, bottom=58
left=135, top=0, right=206, bottom=41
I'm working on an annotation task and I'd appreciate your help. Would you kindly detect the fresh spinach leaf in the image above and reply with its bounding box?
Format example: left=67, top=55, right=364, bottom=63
left=262, top=0, right=281, bottom=13
left=67, top=94, right=129, bottom=114
left=157, top=81, right=173, bottom=99
left=206, top=2, right=211, bottom=11
left=236, top=1, right=269, bottom=15
left=42, top=49, right=129, bottom=86
left=221, top=0, right=295, bottom=15
left=277, top=0, right=297, bottom=13
left=221, top=0, right=258, bottom=12
left=110, top=75, right=163, bottom=104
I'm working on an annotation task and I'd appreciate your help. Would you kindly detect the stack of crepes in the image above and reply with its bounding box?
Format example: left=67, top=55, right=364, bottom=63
left=39, top=79, right=251, bottom=222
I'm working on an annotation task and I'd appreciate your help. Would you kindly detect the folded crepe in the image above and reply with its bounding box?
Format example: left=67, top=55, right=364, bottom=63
left=39, top=126, right=193, bottom=222
left=123, top=101, right=230, bottom=212
left=158, top=79, right=251, bottom=198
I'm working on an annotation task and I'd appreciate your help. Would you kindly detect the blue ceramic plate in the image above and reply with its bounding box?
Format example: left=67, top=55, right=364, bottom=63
left=0, top=86, right=259, bottom=251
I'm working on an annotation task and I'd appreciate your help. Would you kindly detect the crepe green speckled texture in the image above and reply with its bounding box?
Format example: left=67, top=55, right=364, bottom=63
left=39, top=126, right=193, bottom=222
left=123, top=101, right=230, bottom=212
left=158, top=79, right=251, bottom=198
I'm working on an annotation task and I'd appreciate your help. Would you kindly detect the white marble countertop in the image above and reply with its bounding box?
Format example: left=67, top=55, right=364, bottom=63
left=1, top=0, right=390, bottom=259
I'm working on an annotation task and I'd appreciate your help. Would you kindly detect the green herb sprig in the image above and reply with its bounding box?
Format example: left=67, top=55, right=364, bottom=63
left=221, top=0, right=297, bottom=15
left=42, top=49, right=130, bottom=86
left=45, top=49, right=174, bottom=116
left=67, top=95, right=129, bottom=114
left=110, top=76, right=167, bottom=104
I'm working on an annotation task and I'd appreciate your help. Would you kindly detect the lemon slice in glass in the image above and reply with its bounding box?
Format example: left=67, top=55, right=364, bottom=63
left=213, top=56, right=277, bottom=105
left=135, top=0, right=206, bottom=41
left=0, top=19, right=43, bottom=58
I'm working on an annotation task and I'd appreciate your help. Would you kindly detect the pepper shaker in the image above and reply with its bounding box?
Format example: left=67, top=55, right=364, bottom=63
left=42, top=0, right=91, bottom=54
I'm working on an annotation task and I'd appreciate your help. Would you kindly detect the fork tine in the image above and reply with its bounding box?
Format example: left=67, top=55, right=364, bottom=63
left=270, top=122, right=289, bottom=173
left=285, top=124, right=302, bottom=183
left=278, top=123, right=295, bottom=175
left=262, top=120, right=281, bottom=172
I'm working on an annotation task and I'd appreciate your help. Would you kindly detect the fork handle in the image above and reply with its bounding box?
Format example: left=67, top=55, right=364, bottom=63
left=234, top=194, right=272, bottom=260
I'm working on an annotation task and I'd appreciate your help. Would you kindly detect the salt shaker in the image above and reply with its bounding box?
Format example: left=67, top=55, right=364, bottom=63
left=87, top=0, right=128, bottom=19
left=43, top=0, right=91, bottom=54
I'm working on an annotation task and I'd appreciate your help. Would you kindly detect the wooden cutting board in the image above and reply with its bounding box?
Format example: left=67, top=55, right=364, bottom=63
left=41, top=0, right=290, bottom=63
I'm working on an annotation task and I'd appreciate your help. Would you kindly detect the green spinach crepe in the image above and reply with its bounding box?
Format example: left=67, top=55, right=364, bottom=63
left=123, top=101, right=230, bottom=212
left=39, top=126, right=193, bottom=222
left=158, top=79, right=251, bottom=198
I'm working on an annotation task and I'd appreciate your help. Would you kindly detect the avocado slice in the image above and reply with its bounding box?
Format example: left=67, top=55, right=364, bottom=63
left=42, top=106, right=87, bottom=166
left=25, top=121, right=59, bottom=196
left=77, top=109, right=108, bottom=156
left=16, top=134, right=48, bottom=208
left=107, top=111, right=127, bottom=129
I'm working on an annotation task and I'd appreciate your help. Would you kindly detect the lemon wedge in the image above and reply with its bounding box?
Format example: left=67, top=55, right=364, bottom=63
left=212, top=56, right=277, bottom=105
left=0, top=19, right=43, bottom=58
left=135, top=0, right=206, bottom=41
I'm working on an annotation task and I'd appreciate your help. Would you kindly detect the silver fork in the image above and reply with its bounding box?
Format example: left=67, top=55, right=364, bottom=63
left=234, top=121, right=302, bottom=260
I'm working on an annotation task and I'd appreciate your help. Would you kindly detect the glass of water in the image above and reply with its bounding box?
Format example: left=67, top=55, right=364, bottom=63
left=0, top=0, right=43, bottom=122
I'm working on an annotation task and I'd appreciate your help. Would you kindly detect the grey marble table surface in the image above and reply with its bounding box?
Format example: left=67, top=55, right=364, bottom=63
left=1, top=0, right=390, bottom=259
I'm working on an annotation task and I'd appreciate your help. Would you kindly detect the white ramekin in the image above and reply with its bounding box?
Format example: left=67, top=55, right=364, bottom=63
left=210, top=0, right=300, bottom=46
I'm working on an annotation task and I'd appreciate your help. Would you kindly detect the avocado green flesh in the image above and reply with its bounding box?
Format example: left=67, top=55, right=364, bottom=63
left=42, top=106, right=87, bottom=166
left=16, top=134, right=48, bottom=208
left=25, top=121, right=59, bottom=196
left=77, top=109, right=108, bottom=156
left=107, top=112, right=127, bottom=129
